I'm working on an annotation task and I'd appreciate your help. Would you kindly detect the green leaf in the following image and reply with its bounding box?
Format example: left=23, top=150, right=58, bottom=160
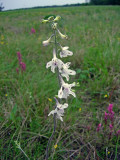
left=76, top=69, right=82, bottom=74
left=10, top=104, right=17, bottom=121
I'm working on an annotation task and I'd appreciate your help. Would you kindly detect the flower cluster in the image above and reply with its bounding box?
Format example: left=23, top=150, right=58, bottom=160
left=16, top=52, right=26, bottom=73
left=42, top=15, right=76, bottom=122
left=104, top=104, right=114, bottom=125
left=96, top=104, right=120, bottom=140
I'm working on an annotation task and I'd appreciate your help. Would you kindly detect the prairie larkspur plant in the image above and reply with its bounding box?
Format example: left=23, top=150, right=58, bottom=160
left=42, top=15, right=76, bottom=159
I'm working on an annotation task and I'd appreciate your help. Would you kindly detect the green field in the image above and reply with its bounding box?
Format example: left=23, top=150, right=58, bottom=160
left=0, top=6, right=120, bottom=160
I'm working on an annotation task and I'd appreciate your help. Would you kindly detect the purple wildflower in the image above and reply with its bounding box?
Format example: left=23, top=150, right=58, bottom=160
left=104, top=112, right=108, bottom=125
left=108, top=104, right=113, bottom=114
left=17, top=52, right=22, bottom=63
left=16, top=52, right=26, bottom=73
left=109, top=124, right=113, bottom=130
left=117, top=130, right=120, bottom=136
left=16, top=68, right=19, bottom=74
left=20, top=62, right=26, bottom=72
left=107, top=104, right=114, bottom=122
left=97, top=123, right=101, bottom=132
left=31, top=28, right=36, bottom=34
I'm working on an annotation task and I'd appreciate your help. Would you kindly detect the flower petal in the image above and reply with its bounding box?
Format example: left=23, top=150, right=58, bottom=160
left=63, top=46, right=69, bottom=50
left=51, top=65, right=56, bottom=73
left=67, top=69, right=76, bottom=75
left=48, top=110, right=56, bottom=116
left=46, top=61, right=52, bottom=68
left=61, top=73, right=69, bottom=81
left=69, top=91, right=76, bottom=97
left=58, top=87, right=63, bottom=98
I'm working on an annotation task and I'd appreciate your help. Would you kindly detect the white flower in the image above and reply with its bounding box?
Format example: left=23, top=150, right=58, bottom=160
left=54, top=97, right=68, bottom=110
left=42, top=37, right=51, bottom=46
left=58, top=76, right=76, bottom=99
left=60, top=46, right=73, bottom=58
left=48, top=98, right=68, bottom=121
left=46, top=48, right=63, bottom=73
left=59, top=62, right=76, bottom=81
left=48, top=108, right=64, bottom=121
left=57, top=29, right=68, bottom=39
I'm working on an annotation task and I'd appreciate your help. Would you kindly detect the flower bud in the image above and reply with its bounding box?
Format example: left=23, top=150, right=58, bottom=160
left=53, top=15, right=61, bottom=22
left=42, top=37, right=51, bottom=46
left=41, top=19, right=49, bottom=24
left=48, top=16, right=54, bottom=21
left=52, top=23, right=57, bottom=30
left=57, top=29, right=68, bottom=39
left=75, top=82, right=80, bottom=87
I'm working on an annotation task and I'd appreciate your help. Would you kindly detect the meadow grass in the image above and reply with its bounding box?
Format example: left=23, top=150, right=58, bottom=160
left=0, top=6, right=120, bottom=159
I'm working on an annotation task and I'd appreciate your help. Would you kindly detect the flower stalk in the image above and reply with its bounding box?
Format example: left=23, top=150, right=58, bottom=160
left=42, top=15, right=76, bottom=159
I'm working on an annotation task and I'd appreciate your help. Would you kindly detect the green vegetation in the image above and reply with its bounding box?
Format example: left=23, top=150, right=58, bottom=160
left=0, top=6, right=120, bottom=159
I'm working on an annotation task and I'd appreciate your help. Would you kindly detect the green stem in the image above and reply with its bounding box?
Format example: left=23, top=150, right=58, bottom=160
left=115, top=137, right=119, bottom=160
left=45, top=112, right=56, bottom=160
left=19, top=147, right=30, bottom=160
left=45, top=29, right=60, bottom=160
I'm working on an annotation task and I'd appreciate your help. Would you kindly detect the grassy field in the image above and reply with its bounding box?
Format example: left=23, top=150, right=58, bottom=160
left=0, top=6, right=120, bottom=160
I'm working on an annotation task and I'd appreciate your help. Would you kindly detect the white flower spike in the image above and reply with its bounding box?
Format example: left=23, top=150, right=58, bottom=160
left=58, top=76, right=76, bottom=99
left=46, top=48, right=63, bottom=73
left=60, top=46, right=73, bottom=58
left=59, top=62, right=76, bottom=81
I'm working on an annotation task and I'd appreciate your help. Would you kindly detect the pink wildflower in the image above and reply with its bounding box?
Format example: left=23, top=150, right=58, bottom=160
left=17, top=52, right=22, bottom=63
left=117, top=130, right=120, bottom=136
left=109, top=124, right=113, bottom=130
left=108, top=104, right=113, bottom=114
left=31, top=28, right=36, bottom=34
left=20, top=62, right=26, bottom=72
left=109, top=111, right=114, bottom=122
left=16, top=52, right=26, bottom=73
left=16, top=68, right=19, bottom=74
left=104, top=112, right=108, bottom=124
left=107, top=104, right=114, bottom=122
left=97, top=123, right=101, bottom=132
